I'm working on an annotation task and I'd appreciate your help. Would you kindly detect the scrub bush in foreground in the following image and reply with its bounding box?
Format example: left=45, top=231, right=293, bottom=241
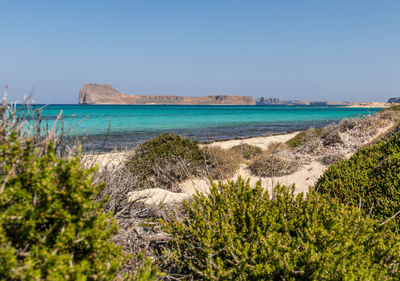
left=0, top=137, right=127, bottom=280
left=162, top=178, right=400, bottom=280
left=316, top=130, right=400, bottom=229
left=0, top=97, right=161, bottom=280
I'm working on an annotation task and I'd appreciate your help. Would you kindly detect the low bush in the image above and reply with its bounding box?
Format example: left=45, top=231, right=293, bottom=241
left=249, top=150, right=299, bottom=177
left=0, top=98, right=163, bottom=280
left=204, top=146, right=241, bottom=179
left=316, top=130, right=400, bottom=229
left=286, top=128, right=323, bottom=149
left=383, top=105, right=400, bottom=112
left=228, top=143, right=263, bottom=160
left=0, top=137, right=128, bottom=280
left=162, top=178, right=400, bottom=280
left=126, top=133, right=205, bottom=190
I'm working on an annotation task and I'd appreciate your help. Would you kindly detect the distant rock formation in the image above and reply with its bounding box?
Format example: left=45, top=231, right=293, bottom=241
left=255, top=97, right=351, bottom=106
left=79, top=85, right=384, bottom=107
left=79, top=84, right=256, bottom=105
left=388, top=97, right=400, bottom=103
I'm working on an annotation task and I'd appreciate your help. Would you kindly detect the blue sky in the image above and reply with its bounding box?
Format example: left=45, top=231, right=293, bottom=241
left=0, top=0, right=399, bottom=103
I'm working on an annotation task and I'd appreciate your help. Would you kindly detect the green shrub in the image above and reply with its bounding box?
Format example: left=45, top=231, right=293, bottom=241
left=0, top=135, right=128, bottom=280
left=316, top=130, right=400, bottom=229
left=133, top=254, right=164, bottom=281
left=162, top=178, right=400, bottom=280
left=204, top=146, right=241, bottom=179
left=126, top=133, right=205, bottom=190
left=228, top=143, right=263, bottom=160
left=286, top=128, right=323, bottom=149
left=383, top=105, right=400, bottom=112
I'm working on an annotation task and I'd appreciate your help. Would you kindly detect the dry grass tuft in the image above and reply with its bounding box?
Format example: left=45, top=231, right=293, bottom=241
left=228, top=143, right=263, bottom=161
left=204, top=146, right=242, bottom=179
left=248, top=142, right=299, bottom=177
left=293, top=111, right=400, bottom=164
left=249, top=151, right=300, bottom=177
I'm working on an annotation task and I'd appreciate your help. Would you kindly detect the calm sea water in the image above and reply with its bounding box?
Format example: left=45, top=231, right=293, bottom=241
left=36, top=104, right=382, bottom=151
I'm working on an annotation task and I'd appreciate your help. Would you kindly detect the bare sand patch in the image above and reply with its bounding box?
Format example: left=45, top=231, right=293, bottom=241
left=207, top=131, right=300, bottom=150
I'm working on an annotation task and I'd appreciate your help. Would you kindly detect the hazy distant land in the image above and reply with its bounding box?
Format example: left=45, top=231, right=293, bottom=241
left=79, top=83, right=392, bottom=107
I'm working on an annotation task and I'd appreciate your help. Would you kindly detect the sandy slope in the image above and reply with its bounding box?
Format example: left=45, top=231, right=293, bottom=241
left=207, top=131, right=300, bottom=150
left=129, top=161, right=327, bottom=205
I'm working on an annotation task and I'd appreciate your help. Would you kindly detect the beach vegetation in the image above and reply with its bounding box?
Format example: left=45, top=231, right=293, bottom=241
left=383, top=104, right=400, bottom=112
left=126, top=134, right=243, bottom=190
left=0, top=102, right=127, bottom=280
left=248, top=142, right=299, bottom=177
left=0, top=97, right=162, bottom=280
left=126, top=133, right=205, bottom=191
left=0, top=140, right=129, bottom=280
left=161, top=178, right=400, bottom=280
left=228, top=143, right=263, bottom=160
left=286, top=128, right=323, bottom=149
left=316, top=129, right=400, bottom=230
left=203, top=146, right=241, bottom=179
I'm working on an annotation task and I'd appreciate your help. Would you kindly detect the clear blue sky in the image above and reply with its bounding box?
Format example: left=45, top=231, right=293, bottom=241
left=0, top=0, right=399, bottom=103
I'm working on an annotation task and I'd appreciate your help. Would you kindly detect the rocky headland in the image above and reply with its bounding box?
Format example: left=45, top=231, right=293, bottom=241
left=78, top=83, right=391, bottom=107
left=79, top=84, right=255, bottom=105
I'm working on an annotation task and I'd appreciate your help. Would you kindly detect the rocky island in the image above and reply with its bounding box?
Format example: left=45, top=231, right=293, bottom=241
left=79, top=84, right=255, bottom=105
left=78, top=83, right=391, bottom=107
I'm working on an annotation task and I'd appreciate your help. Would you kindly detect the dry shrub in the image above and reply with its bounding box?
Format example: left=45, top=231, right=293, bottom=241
left=229, top=143, right=263, bottom=160
left=294, top=113, right=399, bottom=165
left=321, top=151, right=345, bottom=165
left=204, top=146, right=241, bottom=179
left=249, top=150, right=300, bottom=177
left=321, top=130, right=343, bottom=146
left=377, top=109, right=400, bottom=122
left=91, top=150, right=178, bottom=278
left=265, top=141, right=290, bottom=153
left=286, top=128, right=323, bottom=149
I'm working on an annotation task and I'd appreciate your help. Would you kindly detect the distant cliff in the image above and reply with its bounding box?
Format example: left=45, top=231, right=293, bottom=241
left=79, top=84, right=256, bottom=105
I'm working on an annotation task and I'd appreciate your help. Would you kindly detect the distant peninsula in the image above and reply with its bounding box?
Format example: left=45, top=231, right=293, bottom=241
left=78, top=83, right=390, bottom=107
left=79, top=84, right=255, bottom=105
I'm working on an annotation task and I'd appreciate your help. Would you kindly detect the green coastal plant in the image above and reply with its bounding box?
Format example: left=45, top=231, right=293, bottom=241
left=286, top=128, right=323, bottom=149
left=162, top=178, right=400, bottom=280
left=0, top=136, right=128, bottom=280
left=316, top=130, right=400, bottom=229
left=0, top=97, right=162, bottom=280
left=126, top=133, right=205, bottom=190
left=126, top=134, right=243, bottom=189
left=383, top=104, right=400, bottom=112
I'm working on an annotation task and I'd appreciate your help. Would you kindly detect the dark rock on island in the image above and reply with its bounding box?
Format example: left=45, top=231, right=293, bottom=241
left=388, top=97, right=400, bottom=103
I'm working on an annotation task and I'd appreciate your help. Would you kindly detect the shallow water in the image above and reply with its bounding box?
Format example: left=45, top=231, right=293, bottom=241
left=35, top=104, right=381, bottom=151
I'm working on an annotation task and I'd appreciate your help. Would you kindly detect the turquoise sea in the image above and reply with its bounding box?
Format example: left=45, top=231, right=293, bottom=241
left=37, top=105, right=382, bottom=151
